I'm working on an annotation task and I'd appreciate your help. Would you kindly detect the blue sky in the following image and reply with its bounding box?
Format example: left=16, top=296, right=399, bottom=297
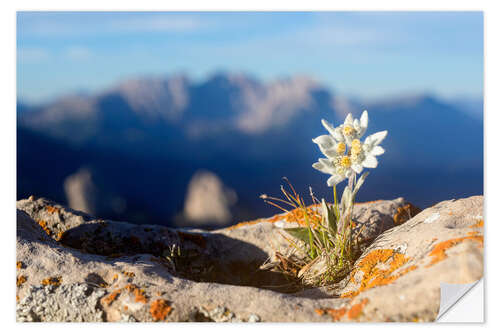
left=17, top=11, right=483, bottom=103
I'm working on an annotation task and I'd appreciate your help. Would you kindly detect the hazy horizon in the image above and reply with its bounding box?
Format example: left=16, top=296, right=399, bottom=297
left=17, top=11, right=483, bottom=103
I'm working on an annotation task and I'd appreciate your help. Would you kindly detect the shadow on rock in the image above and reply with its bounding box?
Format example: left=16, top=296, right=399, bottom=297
left=59, top=221, right=303, bottom=293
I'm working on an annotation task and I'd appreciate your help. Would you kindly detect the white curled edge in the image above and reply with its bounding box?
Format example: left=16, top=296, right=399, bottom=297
left=436, top=279, right=483, bottom=322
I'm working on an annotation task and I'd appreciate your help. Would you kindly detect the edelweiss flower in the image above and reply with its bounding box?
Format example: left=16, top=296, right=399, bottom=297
left=312, top=110, right=387, bottom=186
left=321, top=111, right=369, bottom=146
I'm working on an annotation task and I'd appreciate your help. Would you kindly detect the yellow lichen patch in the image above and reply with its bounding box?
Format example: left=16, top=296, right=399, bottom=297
left=469, top=219, right=484, bottom=228
left=341, top=249, right=417, bottom=298
left=99, top=282, right=109, bottom=288
left=41, top=276, right=62, bottom=287
left=37, top=220, right=52, bottom=236
left=150, top=299, right=172, bottom=321
left=426, top=235, right=483, bottom=268
left=112, top=274, right=119, bottom=281
left=102, top=289, right=121, bottom=306
left=122, top=271, right=135, bottom=278
left=17, top=275, right=27, bottom=287
left=16, top=261, right=23, bottom=270
left=46, top=205, right=60, bottom=214
left=393, top=203, right=421, bottom=225
left=315, top=299, right=369, bottom=321
left=124, top=284, right=148, bottom=304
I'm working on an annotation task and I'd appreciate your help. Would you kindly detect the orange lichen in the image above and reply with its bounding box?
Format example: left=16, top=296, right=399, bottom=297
left=325, top=307, right=348, bottom=321
left=226, top=219, right=265, bottom=230
left=229, top=200, right=385, bottom=230
left=469, top=219, right=484, bottom=228
left=314, top=308, right=325, bottom=316
left=124, top=305, right=128, bottom=311
left=112, top=274, right=118, bottom=281
left=17, top=275, right=27, bottom=287
left=46, top=206, right=60, bottom=214
left=426, top=235, right=483, bottom=268
left=347, top=298, right=369, bottom=319
left=341, top=249, right=417, bottom=298
left=134, top=289, right=147, bottom=303
left=16, top=261, right=23, bottom=270
left=227, top=212, right=310, bottom=230
left=102, top=289, right=121, bottom=306
left=122, top=271, right=135, bottom=278
left=124, top=284, right=147, bottom=303
left=281, top=206, right=322, bottom=226
left=37, top=219, right=52, bottom=236
left=315, top=299, right=369, bottom=321
left=393, top=203, right=421, bottom=225
left=16, top=295, right=20, bottom=302
left=230, top=200, right=416, bottom=230
left=41, top=276, right=62, bottom=287
left=55, top=231, right=64, bottom=241
left=150, top=299, right=172, bottom=321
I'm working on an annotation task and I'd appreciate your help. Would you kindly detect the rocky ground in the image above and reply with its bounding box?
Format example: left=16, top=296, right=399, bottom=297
left=16, top=195, right=483, bottom=322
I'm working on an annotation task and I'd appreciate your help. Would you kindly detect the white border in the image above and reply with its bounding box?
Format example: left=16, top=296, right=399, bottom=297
left=3, top=1, right=498, bottom=332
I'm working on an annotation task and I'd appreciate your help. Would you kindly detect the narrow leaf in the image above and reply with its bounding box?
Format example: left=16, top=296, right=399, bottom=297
left=284, top=227, right=312, bottom=244
left=353, top=171, right=369, bottom=197
left=322, top=198, right=337, bottom=234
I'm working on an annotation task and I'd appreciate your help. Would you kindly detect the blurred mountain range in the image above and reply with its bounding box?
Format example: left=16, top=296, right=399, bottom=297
left=17, top=72, right=483, bottom=228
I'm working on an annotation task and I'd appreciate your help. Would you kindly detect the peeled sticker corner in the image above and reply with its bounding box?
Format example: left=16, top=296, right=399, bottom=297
left=436, top=278, right=483, bottom=322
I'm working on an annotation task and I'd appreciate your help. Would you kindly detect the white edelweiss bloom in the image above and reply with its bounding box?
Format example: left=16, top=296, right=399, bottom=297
left=320, top=119, right=344, bottom=143
left=321, top=111, right=369, bottom=147
left=312, top=155, right=355, bottom=187
left=312, top=110, right=387, bottom=186
left=348, top=130, right=388, bottom=174
left=312, top=134, right=347, bottom=159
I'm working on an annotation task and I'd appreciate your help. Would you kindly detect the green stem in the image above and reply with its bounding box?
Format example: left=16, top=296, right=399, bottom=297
left=333, top=185, right=339, bottom=219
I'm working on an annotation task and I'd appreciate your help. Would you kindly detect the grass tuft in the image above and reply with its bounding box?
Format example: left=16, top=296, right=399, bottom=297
left=261, top=176, right=367, bottom=287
